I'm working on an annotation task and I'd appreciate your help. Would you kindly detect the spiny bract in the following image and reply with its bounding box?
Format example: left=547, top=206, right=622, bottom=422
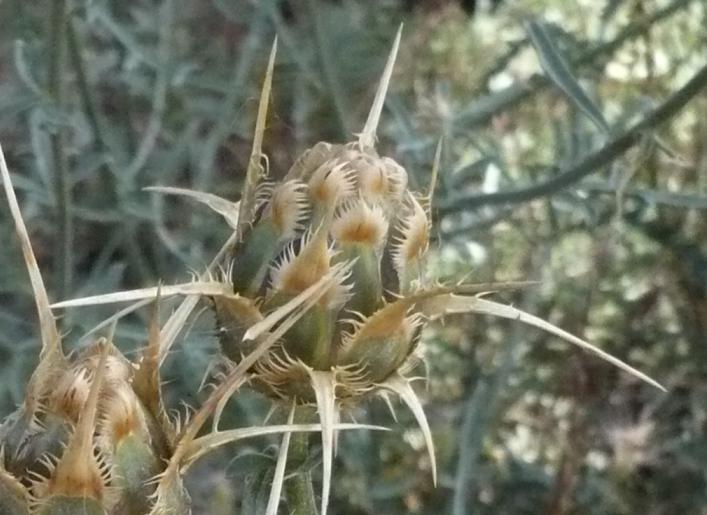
left=1, top=29, right=662, bottom=515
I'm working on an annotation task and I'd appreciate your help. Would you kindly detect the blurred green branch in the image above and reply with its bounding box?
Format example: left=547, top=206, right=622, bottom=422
left=458, top=0, right=694, bottom=127
left=308, top=0, right=352, bottom=138
left=48, top=0, right=73, bottom=297
left=441, top=60, right=707, bottom=215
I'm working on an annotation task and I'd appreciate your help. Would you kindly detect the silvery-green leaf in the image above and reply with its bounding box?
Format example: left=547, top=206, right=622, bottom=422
left=527, top=20, right=610, bottom=134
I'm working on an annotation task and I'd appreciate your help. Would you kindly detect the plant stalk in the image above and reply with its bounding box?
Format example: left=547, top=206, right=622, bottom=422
left=285, top=410, right=319, bottom=515
left=48, top=0, right=73, bottom=298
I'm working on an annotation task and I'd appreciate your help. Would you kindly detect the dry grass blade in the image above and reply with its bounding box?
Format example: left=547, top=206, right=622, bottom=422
left=80, top=298, right=153, bottom=342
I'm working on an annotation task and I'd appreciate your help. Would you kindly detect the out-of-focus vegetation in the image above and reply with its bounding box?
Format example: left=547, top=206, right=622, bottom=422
left=0, top=0, right=705, bottom=513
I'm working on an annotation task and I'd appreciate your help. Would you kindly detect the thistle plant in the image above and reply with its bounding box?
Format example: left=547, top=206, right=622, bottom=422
left=0, top=29, right=664, bottom=515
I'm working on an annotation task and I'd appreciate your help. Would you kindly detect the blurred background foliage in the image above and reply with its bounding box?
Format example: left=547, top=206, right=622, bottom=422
left=1, top=0, right=706, bottom=513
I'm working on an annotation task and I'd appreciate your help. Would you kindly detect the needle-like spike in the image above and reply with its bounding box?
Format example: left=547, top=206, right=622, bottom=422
left=381, top=373, right=437, bottom=486
left=133, top=288, right=168, bottom=427
left=265, top=402, right=295, bottom=515
left=359, top=25, right=402, bottom=149
left=183, top=422, right=387, bottom=470
left=159, top=229, right=240, bottom=364
left=237, top=37, right=278, bottom=241
left=0, top=144, right=62, bottom=360
left=145, top=186, right=241, bottom=229
left=420, top=293, right=666, bottom=391
left=307, top=370, right=337, bottom=515
left=426, top=137, right=442, bottom=216
left=244, top=261, right=351, bottom=341
left=51, top=281, right=235, bottom=309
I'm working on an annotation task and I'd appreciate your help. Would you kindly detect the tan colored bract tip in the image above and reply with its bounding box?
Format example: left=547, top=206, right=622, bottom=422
left=43, top=342, right=109, bottom=501
left=237, top=37, right=278, bottom=242
left=331, top=200, right=389, bottom=247
left=359, top=24, right=403, bottom=149
left=0, top=144, right=62, bottom=361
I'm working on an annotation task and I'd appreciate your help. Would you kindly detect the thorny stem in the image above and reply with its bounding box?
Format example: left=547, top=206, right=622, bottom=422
left=441, top=60, right=707, bottom=215
left=285, top=408, right=319, bottom=515
left=48, top=0, right=73, bottom=298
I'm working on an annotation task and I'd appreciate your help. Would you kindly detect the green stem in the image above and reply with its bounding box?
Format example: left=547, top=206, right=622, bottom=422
left=48, top=0, right=73, bottom=298
left=308, top=0, right=351, bottom=138
left=285, top=410, right=318, bottom=515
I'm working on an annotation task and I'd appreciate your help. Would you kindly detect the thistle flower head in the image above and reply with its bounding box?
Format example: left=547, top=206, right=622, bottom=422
left=0, top=26, right=665, bottom=515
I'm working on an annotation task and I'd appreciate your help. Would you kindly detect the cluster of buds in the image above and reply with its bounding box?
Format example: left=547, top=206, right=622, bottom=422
left=0, top=30, right=662, bottom=515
